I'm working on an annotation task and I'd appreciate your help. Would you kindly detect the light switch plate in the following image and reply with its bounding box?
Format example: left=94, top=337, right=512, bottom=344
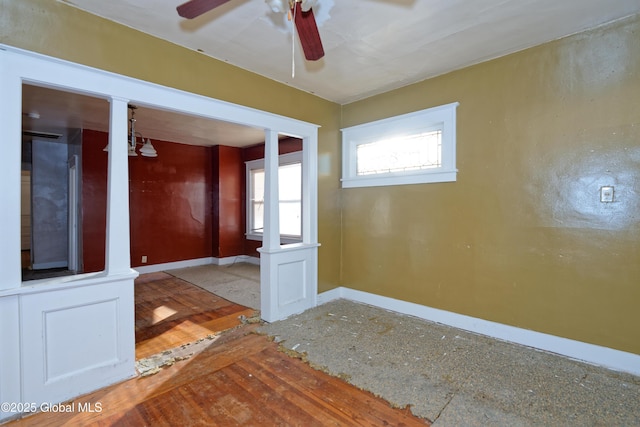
left=600, top=186, right=614, bottom=203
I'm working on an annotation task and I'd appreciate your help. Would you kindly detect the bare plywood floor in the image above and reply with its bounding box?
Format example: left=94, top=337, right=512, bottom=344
left=6, top=272, right=429, bottom=426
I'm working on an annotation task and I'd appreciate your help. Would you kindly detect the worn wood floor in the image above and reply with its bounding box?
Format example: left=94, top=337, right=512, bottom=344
left=134, top=272, right=256, bottom=359
left=6, top=272, right=429, bottom=426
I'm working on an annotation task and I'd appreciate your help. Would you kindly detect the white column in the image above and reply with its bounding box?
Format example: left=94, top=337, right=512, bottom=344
left=0, top=61, right=22, bottom=289
left=105, top=97, right=132, bottom=275
left=301, top=134, right=318, bottom=245
left=262, top=129, right=280, bottom=250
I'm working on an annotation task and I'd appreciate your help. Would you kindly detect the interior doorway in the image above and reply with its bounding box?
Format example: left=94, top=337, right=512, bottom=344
left=9, top=45, right=320, bottom=321
left=21, top=129, right=83, bottom=281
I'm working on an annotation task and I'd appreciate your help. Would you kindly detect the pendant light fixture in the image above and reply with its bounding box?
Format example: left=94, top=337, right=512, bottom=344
left=103, top=105, right=158, bottom=158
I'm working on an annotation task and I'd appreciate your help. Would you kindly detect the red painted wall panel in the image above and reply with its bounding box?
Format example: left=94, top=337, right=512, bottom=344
left=241, top=137, right=302, bottom=162
left=128, top=139, right=213, bottom=267
left=81, top=130, right=213, bottom=270
left=81, top=129, right=108, bottom=273
left=212, top=145, right=244, bottom=258
left=81, top=131, right=301, bottom=269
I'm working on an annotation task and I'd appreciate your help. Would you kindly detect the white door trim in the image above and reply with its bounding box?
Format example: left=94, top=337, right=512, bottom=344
left=68, top=154, right=79, bottom=273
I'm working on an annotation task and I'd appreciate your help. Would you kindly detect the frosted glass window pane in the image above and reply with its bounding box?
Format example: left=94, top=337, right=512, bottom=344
left=356, top=131, right=441, bottom=175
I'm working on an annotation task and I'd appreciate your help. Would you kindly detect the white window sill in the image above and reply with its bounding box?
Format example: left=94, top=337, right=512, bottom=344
left=246, top=233, right=302, bottom=245
left=341, top=169, right=457, bottom=188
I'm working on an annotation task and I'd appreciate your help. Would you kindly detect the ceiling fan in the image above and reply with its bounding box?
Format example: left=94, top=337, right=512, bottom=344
left=176, top=0, right=325, bottom=61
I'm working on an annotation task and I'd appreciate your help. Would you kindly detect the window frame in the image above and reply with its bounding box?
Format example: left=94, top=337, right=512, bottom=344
left=245, top=151, right=303, bottom=244
left=341, top=102, right=459, bottom=188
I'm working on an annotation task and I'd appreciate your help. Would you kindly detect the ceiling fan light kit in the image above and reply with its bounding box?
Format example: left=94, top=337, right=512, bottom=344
left=267, top=0, right=317, bottom=13
left=177, top=0, right=325, bottom=61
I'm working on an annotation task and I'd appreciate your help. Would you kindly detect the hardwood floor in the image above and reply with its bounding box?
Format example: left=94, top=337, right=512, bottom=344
left=6, top=273, right=430, bottom=426
left=134, top=272, right=256, bottom=359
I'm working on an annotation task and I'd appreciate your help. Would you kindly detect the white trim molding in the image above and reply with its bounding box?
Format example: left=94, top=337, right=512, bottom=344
left=134, top=257, right=215, bottom=274
left=341, top=102, right=459, bottom=188
left=318, top=287, right=640, bottom=377
left=216, top=255, right=261, bottom=266
left=245, top=151, right=303, bottom=243
left=133, top=256, right=260, bottom=274
left=259, top=243, right=320, bottom=322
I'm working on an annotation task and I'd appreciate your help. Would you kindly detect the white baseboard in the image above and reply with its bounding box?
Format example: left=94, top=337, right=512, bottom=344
left=133, top=255, right=260, bottom=274
left=134, top=257, right=215, bottom=274
left=318, top=286, right=640, bottom=377
left=215, top=255, right=260, bottom=266
left=317, top=287, right=342, bottom=305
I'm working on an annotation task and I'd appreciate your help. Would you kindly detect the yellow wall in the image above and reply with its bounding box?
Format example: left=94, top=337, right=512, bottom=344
left=341, top=15, right=640, bottom=355
left=3, top=0, right=639, bottom=355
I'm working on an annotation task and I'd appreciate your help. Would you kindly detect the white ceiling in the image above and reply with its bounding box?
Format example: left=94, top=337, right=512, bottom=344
left=22, top=0, right=640, bottom=147
left=64, top=0, right=640, bottom=104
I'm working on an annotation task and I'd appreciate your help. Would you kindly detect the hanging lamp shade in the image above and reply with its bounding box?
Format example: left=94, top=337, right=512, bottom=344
left=102, top=105, right=158, bottom=158
left=139, top=138, right=158, bottom=157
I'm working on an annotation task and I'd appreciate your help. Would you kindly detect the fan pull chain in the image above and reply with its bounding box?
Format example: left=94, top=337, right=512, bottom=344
left=291, top=5, right=297, bottom=78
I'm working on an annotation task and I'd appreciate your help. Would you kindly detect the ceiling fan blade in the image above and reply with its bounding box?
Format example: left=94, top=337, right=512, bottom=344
left=292, top=2, right=325, bottom=61
left=176, top=0, right=233, bottom=19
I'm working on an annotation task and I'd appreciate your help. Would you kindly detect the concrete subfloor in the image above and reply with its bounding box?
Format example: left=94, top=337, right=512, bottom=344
left=258, top=299, right=640, bottom=426
left=167, top=263, right=640, bottom=425
left=168, top=263, right=261, bottom=310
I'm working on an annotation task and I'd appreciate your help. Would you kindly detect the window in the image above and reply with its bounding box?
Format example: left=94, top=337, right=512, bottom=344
left=341, top=102, right=459, bottom=188
left=246, top=151, right=302, bottom=243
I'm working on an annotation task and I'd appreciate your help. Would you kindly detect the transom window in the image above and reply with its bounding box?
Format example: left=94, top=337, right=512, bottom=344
left=246, top=151, right=302, bottom=243
left=341, top=102, right=458, bottom=188
left=356, top=130, right=442, bottom=175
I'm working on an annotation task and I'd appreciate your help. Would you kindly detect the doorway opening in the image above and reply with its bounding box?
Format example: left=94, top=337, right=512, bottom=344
left=21, top=130, right=83, bottom=281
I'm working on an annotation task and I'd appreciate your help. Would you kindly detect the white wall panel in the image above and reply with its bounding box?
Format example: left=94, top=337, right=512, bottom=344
left=277, top=260, right=306, bottom=306
left=21, top=279, right=135, bottom=406
left=0, top=296, right=21, bottom=423
left=260, top=244, right=319, bottom=322
left=44, top=299, right=119, bottom=381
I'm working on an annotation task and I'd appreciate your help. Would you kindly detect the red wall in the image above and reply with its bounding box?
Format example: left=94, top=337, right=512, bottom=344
left=128, top=140, right=213, bottom=267
left=82, top=130, right=213, bottom=271
left=81, top=131, right=302, bottom=271
left=81, top=129, right=108, bottom=272
left=241, top=137, right=302, bottom=161
left=212, top=145, right=244, bottom=258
